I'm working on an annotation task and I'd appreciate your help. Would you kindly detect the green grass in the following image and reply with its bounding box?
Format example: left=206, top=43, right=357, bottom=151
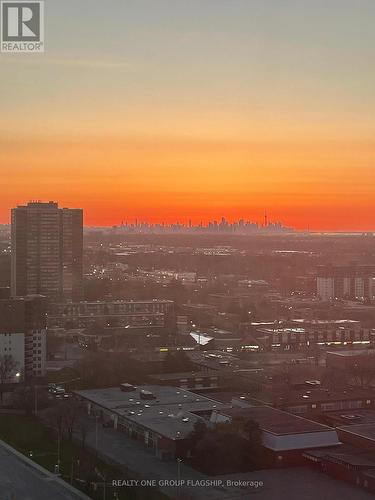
left=0, top=415, right=166, bottom=500
left=0, top=414, right=62, bottom=470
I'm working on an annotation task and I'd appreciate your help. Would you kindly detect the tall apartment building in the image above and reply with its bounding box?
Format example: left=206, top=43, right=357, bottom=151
left=11, top=201, right=83, bottom=301
left=316, top=265, right=375, bottom=301
left=0, top=296, right=47, bottom=379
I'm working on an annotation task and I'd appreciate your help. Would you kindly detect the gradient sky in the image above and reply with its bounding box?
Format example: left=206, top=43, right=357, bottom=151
left=1, top=0, right=375, bottom=229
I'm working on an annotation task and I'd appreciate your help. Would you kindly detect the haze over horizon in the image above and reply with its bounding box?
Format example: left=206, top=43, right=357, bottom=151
left=1, top=0, right=375, bottom=230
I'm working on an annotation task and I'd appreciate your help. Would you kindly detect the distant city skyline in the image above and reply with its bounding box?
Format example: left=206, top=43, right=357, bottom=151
left=3, top=202, right=375, bottom=232
left=2, top=202, right=294, bottom=231
left=1, top=210, right=294, bottom=231
left=108, top=214, right=294, bottom=234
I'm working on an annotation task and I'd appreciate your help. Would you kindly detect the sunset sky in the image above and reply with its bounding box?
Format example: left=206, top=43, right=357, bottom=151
left=1, top=0, right=375, bottom=229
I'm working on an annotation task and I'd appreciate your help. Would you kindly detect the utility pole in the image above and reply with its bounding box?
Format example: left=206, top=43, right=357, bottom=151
left=177, top=458, right=182, bottom=498
left=34, top=385, right=38, bottom=416
left=95, top=415, right=99, bottom=455
left=57, top=431, right=61, bottom=473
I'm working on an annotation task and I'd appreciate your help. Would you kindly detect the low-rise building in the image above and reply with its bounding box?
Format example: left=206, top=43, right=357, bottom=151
left=337, top=424, right=375, bottom=452
left=251, top=319, right=372, bottom=351
left=148, top=371, right=219, bottom=391
left=277, top=388, right=375, bottom=416
left=324, top=409, right=375, bottom=428
left=75, top=385, right=226, bottom=460
left=304, top=444, right=375, bottom=495
left=326, top=350, right=375, bottom=370
left=210, top=406, right=340, bottom=467
left=48, top=299, right=174, bottom=329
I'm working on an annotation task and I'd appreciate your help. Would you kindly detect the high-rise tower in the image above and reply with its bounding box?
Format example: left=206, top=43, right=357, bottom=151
left=11, top=201, right=83, bottom=301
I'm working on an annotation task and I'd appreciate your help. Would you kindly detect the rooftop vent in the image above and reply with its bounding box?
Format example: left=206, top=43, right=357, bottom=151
left=120, top=383, right=136, bottom=392
left=140, top=389, right=156, bottom=400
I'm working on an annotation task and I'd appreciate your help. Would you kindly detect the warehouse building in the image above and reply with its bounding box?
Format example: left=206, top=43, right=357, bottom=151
left=75, top=385, right=225, bottom=460
left=210, top=406, right=340, bottom=467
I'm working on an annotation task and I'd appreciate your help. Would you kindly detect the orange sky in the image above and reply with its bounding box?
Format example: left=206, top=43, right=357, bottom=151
left=1, top=1, right=375, bottom=230
left=1, top=135, right=375, bottom=229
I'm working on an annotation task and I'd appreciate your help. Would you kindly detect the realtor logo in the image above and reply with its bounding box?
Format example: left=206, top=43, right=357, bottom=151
left=1, top=1, right=44, bottom=52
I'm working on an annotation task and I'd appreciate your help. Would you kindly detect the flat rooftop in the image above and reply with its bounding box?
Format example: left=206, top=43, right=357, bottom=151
left=339, top=423, right=375, bottom=442
left=55, top=299, right=173, bottom=305
left=198, top=390, right=254, bottom=404
left=218, top=406, right=334, bottom=435
left=260, top=327, right=306, bottom=334
left=327, top=350, right=372, bottom=357
left=187, top=350, right=251, bottom=370
left=76, top=385, right=226, bottom=440
left=149, top=370, right=218, bottom=381
left=216, top=467, right=375, bottom=500
left=292, top=319, right=359, bottom=325
left=326, top=409, right=375, bottom=425
left=304, top=444, right=375, bottom=468
left=254, top=386, right=375, bottom=406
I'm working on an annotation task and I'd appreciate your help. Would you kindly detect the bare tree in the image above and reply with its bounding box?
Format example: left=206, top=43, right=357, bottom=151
left=42, top=399, right=85, bottom=442
left=63, top=399, right=84, bottom=441
left=42, top=401, right=66, bottom=439
left=0, top=354, right=18, bottom=405
left=321, top=367, right=348, bottom=391
left=349, top=356, right=375, bottom=389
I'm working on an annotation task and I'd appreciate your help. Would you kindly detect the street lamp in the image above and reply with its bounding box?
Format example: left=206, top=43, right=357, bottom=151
left=95, top=415, right=99, bottom=455
left=177, top=458, right=183, bottom=498
left=56, top=431, right=61, bottom=474
left=34, top=385, right=38, bottom=416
